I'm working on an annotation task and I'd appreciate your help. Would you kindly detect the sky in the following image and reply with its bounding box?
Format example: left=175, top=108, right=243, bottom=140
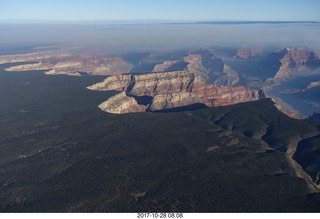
left=0, top=0, right=320, bottom=22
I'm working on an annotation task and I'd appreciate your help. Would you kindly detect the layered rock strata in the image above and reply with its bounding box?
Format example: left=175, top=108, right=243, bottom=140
left=88, top=71, right=264, bottom=114
left=148, top=92, right=202, bottom=111
left=274, top=48, right=320, bottom=80
left=98, top=92, right=147, bottom=114
left=184, top=53, right=239, bottom=85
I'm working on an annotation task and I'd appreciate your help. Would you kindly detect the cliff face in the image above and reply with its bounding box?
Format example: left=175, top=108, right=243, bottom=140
left=184, top=54, right=209, bottom=80
left=87, top=74, right=131, bottom=91
left=184, top=52, right=239, bottom=85
left=88, top=71, right=264, bottom=114
left=98, top=92, right=146, bottom=114
left=129, top=50, right=239, bottom=86
left=192, top=84, right=263, bottom=107
left=148, top=92, right=202, bottom=111
left=128, top=71, right=203, bottom=96
left=88, top=71, right=205, bottom=94
left=274, top=48, right=320, bottom=79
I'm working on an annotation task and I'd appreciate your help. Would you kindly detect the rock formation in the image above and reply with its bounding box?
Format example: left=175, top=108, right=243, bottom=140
left=128, top=50, right=240, bottom=86
left=274, top=48, right=320, bottom=80
left=184, top=54, right=209, bottom=80
left=184, top=52, right=239, bottom=86
left=88, top=71, right=203, bottom=94
left=148, top=92, right=202, bottom=111
left=88, top=71, right=264, bottom=114
left=192, top=84, right=263, bottom=107
left=87, top=74, right=132, bottom=91
left=98, top=92, right=147, bottom=114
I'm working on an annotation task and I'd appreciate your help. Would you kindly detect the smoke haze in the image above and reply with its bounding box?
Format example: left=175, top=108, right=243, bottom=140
left=0, top=22, right=319, bottom=54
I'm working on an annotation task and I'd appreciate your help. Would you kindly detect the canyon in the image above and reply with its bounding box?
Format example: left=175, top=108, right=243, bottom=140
left=1, top=45, right=320, bottom=212
left=1, top=46, right=320, bottom=117
left=1, top=20, right=320, bottom=213
left=3, top=47, right=319, bottom=84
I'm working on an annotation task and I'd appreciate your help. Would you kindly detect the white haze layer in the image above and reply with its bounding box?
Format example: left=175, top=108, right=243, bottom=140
left=0, top=23, right=319, bottom=54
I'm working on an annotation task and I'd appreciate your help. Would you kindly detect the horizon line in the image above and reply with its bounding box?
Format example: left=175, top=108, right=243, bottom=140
left=0, top=19, right=319, bottom=25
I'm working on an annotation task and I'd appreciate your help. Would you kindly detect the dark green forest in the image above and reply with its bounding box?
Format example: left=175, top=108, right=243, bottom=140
left=0, top=67, right=320, bottom=212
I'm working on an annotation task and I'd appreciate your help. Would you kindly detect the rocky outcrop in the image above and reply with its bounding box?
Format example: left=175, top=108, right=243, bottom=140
left=218, top=64, right=240, bottom=86
left=98, top=92, right=146, bottom=114
left=88, top=71, right=205, bottom=94
left=274, top=48, right=320, bottom=80
left=234, top=48, right=262, bottom=59
left=87, top=74, right=131, bottom=91
left=89, top=71, right=264, bottom=114
left=129, top=71, right=202, bottom=96
left=184, top=54, right=209, bottom=80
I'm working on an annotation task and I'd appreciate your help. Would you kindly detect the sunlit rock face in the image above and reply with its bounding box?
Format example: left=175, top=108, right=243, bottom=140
left=98, top=92, right=147, bottom=114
